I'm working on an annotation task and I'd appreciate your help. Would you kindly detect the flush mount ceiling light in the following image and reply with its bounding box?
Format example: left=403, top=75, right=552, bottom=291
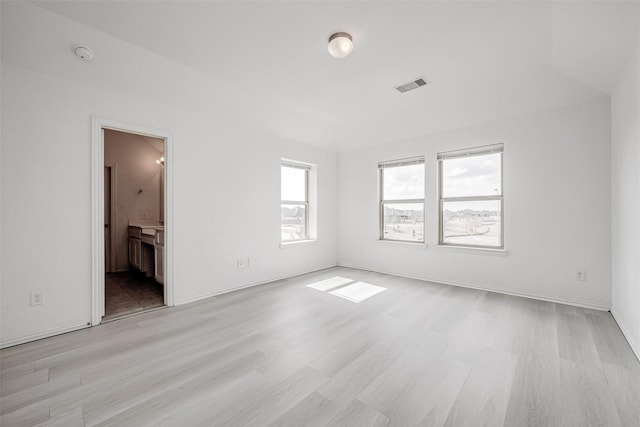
left=328, top=32, right=353, bottom=59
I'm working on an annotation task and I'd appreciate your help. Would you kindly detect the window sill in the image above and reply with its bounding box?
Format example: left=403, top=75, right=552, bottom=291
left=280, top=239, right=317, bottom=249
left=377, top=239, right=427, bottom=249
left=434, top=245, right=509, bottom=256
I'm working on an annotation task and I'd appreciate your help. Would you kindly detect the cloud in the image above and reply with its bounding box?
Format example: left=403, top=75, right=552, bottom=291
left=442, top=153, right=501, bottom=197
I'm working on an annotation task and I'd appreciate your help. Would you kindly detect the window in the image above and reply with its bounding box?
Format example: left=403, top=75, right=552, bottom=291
left=438, top=144, right=503, bottom=249
left=379, top=157, right=425, bottom=242
left=281, top=161, right=310, bottom=242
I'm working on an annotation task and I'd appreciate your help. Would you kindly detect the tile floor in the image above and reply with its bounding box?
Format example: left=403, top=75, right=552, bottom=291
left=103, top=271, right=164, bottom=321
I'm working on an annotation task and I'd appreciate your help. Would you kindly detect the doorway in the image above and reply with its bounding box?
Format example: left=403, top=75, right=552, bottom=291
left=91, top=117, right=173, bottom=325
left=103, top=130, right=165, bottom=320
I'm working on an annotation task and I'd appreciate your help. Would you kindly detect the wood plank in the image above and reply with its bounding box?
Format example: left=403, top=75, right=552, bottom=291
left=328, top=399, right=389, bottom=427
left=0, top=374, right=81, bottom=416
left=503, top=309, right=561, bottom=426
left=307, top=323, right=377, bottom=377
left=357, top=331, right=452, bottom=423
left=444, top=346, right=518, bottom=426
left=586, top=313, right=640, bottom=373
left=209, top=366, right=329, bottom=426
left=602, top=362, right=640, bottom=425
left=0, top=399, right=50, bottom=427
left=96, top=360, right=268, bottom=426
left=316, top=317, right=423, bottom=406
left=34, top=407, right=84, bottom=427
left=556, top=312, right=601, bottom=368
left=1, top=368, right=49, bottom=397
left=360, top=356, right=470, bottom=426
left=62, top=343, right=264, bottom=424
left=267, top=391, right=340, bottom=427
left=0, top=362, right=37, bottom=382
left=558, top=359, right=620, bottom=426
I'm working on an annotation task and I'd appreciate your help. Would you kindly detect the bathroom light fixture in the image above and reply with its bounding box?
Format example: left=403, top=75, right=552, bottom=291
left=328, top=32, right=353, bottom=59
left=156, top=156, right=164, bottom=165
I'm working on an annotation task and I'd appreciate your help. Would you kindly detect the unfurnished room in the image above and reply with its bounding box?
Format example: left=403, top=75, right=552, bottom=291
left=0, top=1, right=639, bottom=426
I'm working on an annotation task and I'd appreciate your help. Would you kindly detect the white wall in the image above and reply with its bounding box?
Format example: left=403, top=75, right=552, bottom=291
left=0, top=5, right=337, bottom=347
left=338, top=100, right=612, bottom=309
left=104, top=130, right=164, bottom=271
left=611, top=46, right=640, bottom=359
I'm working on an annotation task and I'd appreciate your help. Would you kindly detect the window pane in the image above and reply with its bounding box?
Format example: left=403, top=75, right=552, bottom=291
left=383, top=163, right=424, bottom=200
left=442, top=200, right=501, bottom=247
left=442, top=153, right=501, bottom=198
left=281, top=166, right=306, bottom=201
left=281, top=204, right=306, bottom=241
left=382, top=203, right=424, bottom=242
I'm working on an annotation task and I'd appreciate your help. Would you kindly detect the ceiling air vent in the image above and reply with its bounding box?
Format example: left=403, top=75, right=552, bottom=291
left=394, top=77, right=430, bottom=93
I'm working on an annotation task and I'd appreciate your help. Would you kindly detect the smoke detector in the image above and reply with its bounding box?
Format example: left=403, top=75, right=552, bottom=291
left=394, top=77, right=430, bottom=93
left=73, top=45, right=94, bottom=62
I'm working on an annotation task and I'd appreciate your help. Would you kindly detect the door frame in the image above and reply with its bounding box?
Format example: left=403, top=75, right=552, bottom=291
left=91, top=116, right=174, bottom=325
left=104, top=163, right=118, bottom=273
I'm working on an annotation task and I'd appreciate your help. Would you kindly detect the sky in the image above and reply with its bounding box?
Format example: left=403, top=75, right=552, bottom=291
left=281, top=166, right=306, bottom=201
left=382, top=153, right=502, bottom=212
left=442, top=153, right=501, bottom=198
left=383, top=163, right=424, bottom=200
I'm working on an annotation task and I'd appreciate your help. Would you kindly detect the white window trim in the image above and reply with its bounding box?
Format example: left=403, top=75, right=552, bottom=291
left=377, top=238, right=428, bottom=249
left=379, top=157, right=426, bottom=244
left=281, top=159, right=317, bottom=244
left=438, top=144, right=504, bottom=250
left=279, top=239, right=318, bottom=249
left=434, top=245, right=509, bottom=256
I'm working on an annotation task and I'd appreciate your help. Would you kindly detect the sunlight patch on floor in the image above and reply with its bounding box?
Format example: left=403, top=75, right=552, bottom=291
left=306, top=276, right=353, bottom=291
left=307, top=277, right=387, bottom=303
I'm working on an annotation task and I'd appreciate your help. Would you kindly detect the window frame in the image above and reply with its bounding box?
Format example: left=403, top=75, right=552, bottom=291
left=378, top=157, right=426, bottom=243
left=437, top=144, right=504, bottom=249
left=281, top=161, right=310, bottom=243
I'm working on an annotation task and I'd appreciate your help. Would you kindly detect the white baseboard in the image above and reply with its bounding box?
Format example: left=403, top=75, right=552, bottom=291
left=337, top=263, right=610, bottom=311
left=1, top=321, right=90, bottom=349
left=1, top=266, right=338, bottom=348
left=610, top=309, right=640, bottom=363
left=175, top=264, right=338, bottom=306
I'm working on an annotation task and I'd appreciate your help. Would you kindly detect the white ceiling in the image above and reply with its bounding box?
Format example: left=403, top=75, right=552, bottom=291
left=15, top=1, right=640, bottom=151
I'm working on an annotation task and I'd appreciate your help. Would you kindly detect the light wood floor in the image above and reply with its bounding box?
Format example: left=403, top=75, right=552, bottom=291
left=1, top=267, right=638, bottom=426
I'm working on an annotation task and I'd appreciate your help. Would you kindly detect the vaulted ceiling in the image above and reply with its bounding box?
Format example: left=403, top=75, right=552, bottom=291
left=6, top=1, right=639, bottom=151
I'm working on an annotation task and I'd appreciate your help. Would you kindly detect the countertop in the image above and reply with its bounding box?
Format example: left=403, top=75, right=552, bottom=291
left=129, top=219, right=164, bottom=230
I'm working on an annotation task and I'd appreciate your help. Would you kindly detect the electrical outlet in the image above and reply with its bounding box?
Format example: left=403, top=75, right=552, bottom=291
left=247, top=257, right=252, bottom=267
left=237, top=259, right=247, bottom=269
left=575, top=270, right=586, bottom=281
left=30, top=291, right=44, bottom=306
